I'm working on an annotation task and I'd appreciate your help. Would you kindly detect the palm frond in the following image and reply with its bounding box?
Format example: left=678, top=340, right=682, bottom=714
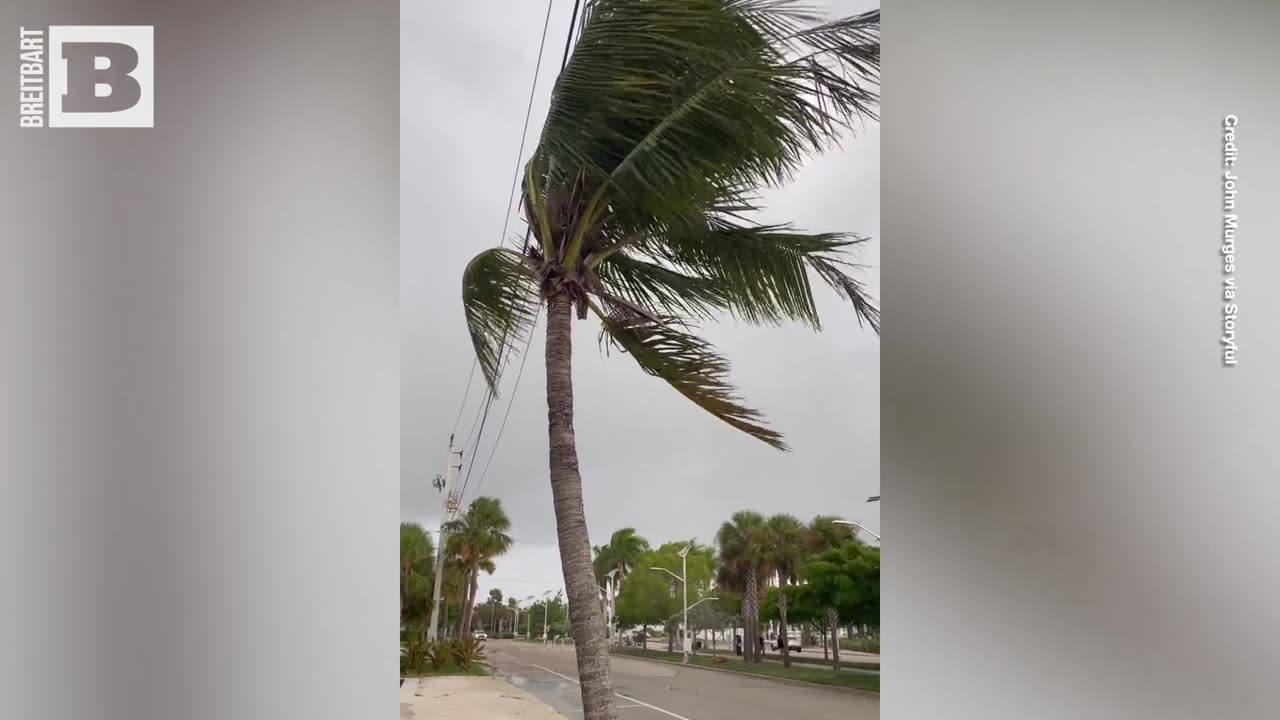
left=595, top=305, right=786, bottom=450
left=592, top=252, right=726, bottom=322
left=537, top=0, right=879, bottom=224
left=462, top=248, right=540, bottom=392
left=616, top=218, right=876, bottom=331
left=807, top=253, right=881, bottom=333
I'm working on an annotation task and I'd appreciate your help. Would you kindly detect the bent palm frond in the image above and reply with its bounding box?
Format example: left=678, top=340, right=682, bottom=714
left=598, top=219, right=877, bottom=332
left=596, top=306, right=786, bottom=450
left=462, top=248, right=539, bottom=392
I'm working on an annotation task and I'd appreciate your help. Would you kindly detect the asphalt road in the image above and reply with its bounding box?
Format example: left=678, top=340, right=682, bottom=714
left=486, top=640, right=879, bottom=720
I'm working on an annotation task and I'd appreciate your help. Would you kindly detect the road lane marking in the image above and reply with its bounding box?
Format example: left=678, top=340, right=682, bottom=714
left=530, top=663, right=694, bottom=720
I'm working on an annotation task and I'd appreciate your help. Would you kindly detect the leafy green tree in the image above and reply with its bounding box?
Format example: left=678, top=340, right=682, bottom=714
left=528, top=592, right=570, bottom=639
left=459, top=3, right=879, bottom=716
left=614, top=544, right=714, bottom=650
left=800, top=541, right=880, bottom=670
left=444, top=497, right=513, bottom=636
left=400, top=523, right=435, bottom=639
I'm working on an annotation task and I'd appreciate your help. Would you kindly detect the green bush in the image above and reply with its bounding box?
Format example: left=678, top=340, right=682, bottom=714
left=401, top=639, right=431, bottom=675
left=839, top=636, right=880, bottom=654
left=450, top=636, right=486, bottom=673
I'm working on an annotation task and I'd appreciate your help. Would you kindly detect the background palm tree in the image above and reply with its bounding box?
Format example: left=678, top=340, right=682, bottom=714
left=807, top=514, right=857, bottom=555
left=400, top=523, right=435, bottom=639
left=461, top=3, right=879, bottom=717
left=593, top=528, right=650, bottom=586
left=716, top=510, right=770, bottom=663
left=764, top=513, right=806, bottom=667
left=444, top=497, right=513, bottom=636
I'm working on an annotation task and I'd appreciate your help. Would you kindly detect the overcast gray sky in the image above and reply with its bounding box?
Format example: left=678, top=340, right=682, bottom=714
left=402, top=0, right=880, bottom=602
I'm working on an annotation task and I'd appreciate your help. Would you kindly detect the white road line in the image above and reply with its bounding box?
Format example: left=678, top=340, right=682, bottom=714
left=529, top=664, right=694, bottom=720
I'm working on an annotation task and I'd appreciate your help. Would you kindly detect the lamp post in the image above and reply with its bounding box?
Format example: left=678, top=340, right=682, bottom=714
left=540, top=590, right=553, bottom=643
left=834, top=519, right=880, bottom=542
left=605, top=568, right=620, bottom=646
left=651, top=542, right=693, bottom=663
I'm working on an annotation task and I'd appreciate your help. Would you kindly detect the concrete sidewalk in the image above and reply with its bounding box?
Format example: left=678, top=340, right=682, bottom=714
left=400, top=675, right=565, bottom=719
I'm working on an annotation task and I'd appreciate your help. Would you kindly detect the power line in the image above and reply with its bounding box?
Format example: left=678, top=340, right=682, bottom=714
left=461, top=0, right=583, bottom=508
left=467, top=308, right=541, bottom=500
left=451, top=361, right=478, bottom=437
left=453, top=0, right=578, bottom=512
left=447, top=0, right=557, bottom=483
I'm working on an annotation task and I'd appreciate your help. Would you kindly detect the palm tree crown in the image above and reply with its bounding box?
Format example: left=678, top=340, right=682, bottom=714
left=463, top=1, right=880, bottom=450
left=400, top=522, right=435, bottom=633
left=593, top=527, right=651, bottom=586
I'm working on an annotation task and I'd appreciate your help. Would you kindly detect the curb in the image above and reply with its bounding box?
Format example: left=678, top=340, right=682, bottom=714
left=609, top=652, right=880, bottom=699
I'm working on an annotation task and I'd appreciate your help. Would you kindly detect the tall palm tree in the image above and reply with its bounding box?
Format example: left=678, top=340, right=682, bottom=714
left=460, top=3, right=879, bottom=717
left=444, top=497, right=513, bottom=637
left=400, top=523, right=435, bottom=638
left=716, top=510, right=770, bottom=663
left=764, top=513, right=806, bottom=667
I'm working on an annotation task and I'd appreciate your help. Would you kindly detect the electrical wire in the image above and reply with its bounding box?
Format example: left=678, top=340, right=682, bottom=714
left=456, top=0, right=582, bottom=514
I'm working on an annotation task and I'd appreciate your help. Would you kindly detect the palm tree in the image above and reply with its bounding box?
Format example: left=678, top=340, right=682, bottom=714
left=716, top=510, right=770, bottom=663
left=594, top=528, right=650, bottom=585
left=460, top=3, right=879, bottom=717
left=805, top=514, right=856, bottom=655
left=764, top=513, right=806, bottom=667
left=807, top=514, right=857, bottom=555
left=400, top=523, right=435, bottom=639
left=444, top=497, right=513, bottom=637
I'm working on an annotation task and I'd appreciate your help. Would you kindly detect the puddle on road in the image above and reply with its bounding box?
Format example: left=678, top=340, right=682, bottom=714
left=495, top=664, right=584, bottom=716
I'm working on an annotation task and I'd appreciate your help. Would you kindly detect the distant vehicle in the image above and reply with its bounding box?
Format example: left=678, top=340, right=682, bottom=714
left=472, top=631, right=487, bottom=640
left=774, top=633, right=802, bottom=652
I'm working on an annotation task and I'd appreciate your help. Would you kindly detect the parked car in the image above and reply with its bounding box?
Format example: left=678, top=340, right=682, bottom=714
left=472, top=631, right=487, bottom=640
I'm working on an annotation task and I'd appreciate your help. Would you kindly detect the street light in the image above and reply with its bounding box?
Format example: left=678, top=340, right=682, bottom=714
left=540, top=590, right=553, bottom=643
left=834, top=519, right=880, bottom=542
left=604, top=568, right=621, bottom=646
left=867, top=495, right=880, bottom=502
left=651, top=542, right=694, bottom=663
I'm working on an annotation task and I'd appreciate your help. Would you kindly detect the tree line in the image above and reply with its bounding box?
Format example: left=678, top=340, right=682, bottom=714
left=598, top=513, right=878, bottom=671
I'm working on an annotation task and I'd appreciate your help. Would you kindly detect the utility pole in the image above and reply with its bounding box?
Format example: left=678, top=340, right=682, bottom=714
left=605, top=568, right=620, bottom=647
left=426, top=437, right=463, bottom=642
left=651, top=543, right=693, bottom=663
left=680, top=545, right=690, bottom=663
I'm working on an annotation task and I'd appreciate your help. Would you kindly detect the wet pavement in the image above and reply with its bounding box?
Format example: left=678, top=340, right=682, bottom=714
left=487, top=639, right=879, bottom=720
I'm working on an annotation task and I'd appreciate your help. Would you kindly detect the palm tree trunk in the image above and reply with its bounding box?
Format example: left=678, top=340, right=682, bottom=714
left=460, top=568, right=479, bottom=637
left=777, top=577, right=791, bottom=668
left=827, top=606, right=841, bottom=670
left=744, top=566, right=760, bottom=663
left=545, top=291, right=618, bottom=720
left=469, top=574, right=479, bottom=633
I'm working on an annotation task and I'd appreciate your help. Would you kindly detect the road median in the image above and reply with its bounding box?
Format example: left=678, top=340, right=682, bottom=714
left=610, top=647, right=880, bottom=696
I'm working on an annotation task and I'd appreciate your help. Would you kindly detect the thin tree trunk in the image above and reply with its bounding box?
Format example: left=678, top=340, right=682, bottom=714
left=544, top=292, right=618, bottom=720
left=459, top=569, right=478, bottom=637
left=744, top=566, right=760, bottom=663
left=821, top=622, right=829, bottom=661
left=777, top=575, right=791, bottom=668
left=828, top=607, right=841, bottom=670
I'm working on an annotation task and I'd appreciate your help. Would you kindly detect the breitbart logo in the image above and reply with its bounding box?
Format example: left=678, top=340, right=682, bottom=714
left=19, top=25, right=153, bottom=128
